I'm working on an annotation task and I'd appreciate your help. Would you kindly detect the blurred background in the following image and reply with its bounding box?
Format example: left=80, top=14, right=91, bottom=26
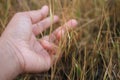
left=0, top=0, right=120, bottom=80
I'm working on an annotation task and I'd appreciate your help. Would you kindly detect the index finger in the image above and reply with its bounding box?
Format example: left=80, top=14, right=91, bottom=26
left=27, top=5, right=49, bottom=24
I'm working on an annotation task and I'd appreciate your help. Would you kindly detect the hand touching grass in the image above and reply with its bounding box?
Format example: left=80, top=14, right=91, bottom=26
left=0, top=5, right=77, bottom=80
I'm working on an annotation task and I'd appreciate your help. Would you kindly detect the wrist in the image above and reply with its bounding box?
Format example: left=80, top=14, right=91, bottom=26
left=0, top=37, right=22, bottom=80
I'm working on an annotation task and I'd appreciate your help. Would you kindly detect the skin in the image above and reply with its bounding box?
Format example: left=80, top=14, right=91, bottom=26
left=0, top=5, right=78, bottom=80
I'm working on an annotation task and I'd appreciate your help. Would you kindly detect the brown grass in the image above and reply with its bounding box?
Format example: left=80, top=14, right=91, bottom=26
left=0, top=0, right=120, bottom=80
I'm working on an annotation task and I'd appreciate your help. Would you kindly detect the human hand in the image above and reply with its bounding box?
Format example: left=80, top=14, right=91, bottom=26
left=0, top=5, right=77, bottom=79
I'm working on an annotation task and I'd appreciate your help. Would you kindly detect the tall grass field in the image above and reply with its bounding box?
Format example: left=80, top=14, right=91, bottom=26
left=0, top=0, right=120, bottom=80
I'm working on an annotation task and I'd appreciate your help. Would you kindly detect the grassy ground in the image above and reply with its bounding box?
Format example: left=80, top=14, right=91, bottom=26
left=0, top=0, right=120, bottom=80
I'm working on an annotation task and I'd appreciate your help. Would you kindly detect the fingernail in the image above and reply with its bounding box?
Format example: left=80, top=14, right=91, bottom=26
left=41, top=5, right=49, bottom=14
left=69, top=19, right=78, bottom=27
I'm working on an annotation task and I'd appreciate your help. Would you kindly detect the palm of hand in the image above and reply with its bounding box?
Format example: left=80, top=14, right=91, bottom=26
left=4, top=12, right=53, bottom=72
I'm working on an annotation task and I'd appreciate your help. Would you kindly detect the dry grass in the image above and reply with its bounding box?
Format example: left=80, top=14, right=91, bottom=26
left=0, top=0, right=120, bottom=80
